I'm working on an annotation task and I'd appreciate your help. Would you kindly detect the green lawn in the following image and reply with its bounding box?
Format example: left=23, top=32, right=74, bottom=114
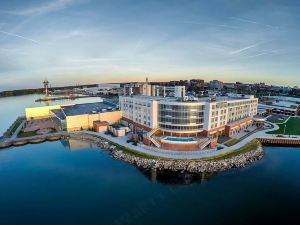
left=17, top=131, right=37, bottom=138
left=224, top=138, right=240, bottom=147
left=203, top=139, right=261, bottom=161
left=268, top=117, right=300, bottom=135
left=266, top=115, right=290, bottom=124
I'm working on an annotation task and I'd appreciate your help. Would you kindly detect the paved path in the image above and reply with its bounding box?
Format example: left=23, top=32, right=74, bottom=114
left=10, top=120, right=26, bottom=140
left=83, top=122, right=300, bottom=159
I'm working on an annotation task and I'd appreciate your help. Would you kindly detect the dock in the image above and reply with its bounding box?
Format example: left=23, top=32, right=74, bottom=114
left=0, top=132, right=70, bottom=149
left=35, top=95, right=97, bottom=102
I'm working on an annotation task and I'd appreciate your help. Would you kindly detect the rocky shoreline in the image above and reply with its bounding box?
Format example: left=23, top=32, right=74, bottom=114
left=111, top=145, right=264, bottom=173
left=69, top=133, right=265, bottom=173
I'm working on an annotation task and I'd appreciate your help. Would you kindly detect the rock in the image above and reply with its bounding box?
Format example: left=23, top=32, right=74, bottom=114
left=109, top=142, right=265, bottom=173
left=70, top=132, right=265, bottom=173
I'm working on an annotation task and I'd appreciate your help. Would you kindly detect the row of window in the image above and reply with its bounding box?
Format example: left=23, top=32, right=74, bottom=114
left=160, top=124, right=204, bottom=131
left=160, top=111, right=204, bottom=118
left=160, top=117, right=204, bottom=124
left=160, top=104, right=205, bottom=111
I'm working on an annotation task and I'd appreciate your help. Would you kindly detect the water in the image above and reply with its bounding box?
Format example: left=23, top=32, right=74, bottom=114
left=1, top=96, right=300, bottom=225
left=0, top=95, right=103, bottom=135
left=164, top=137, right=195, bottom=142
left=1, top=141, right=300, bottom=225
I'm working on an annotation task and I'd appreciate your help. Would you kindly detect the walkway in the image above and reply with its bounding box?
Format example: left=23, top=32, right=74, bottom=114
left=83, top=122, right=300, bottom=159
left=10, top=120, right=26, bottom=140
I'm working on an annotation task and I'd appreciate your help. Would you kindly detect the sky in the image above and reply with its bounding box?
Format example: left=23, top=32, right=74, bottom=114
left=0, top=0, right=300, bottom=90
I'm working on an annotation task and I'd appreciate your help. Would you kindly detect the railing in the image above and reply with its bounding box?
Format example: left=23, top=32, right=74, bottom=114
left=146, top=128, right=161, bottom=147
left=149, top=137, right=161, bottom=148
left=199, top=138, right=211, bottom=150
left=147, top=128, right=159, bottom=137
left=3, top=116, right=25, bottom=138
left=139, top=143, right=216, bottom=155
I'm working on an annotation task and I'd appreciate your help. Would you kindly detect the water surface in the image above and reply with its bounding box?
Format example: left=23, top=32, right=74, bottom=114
left=0, top=141, right=300, bottom=225
left=0, top=94, right=102, bottom=134
left=1, top=95, right=300, bottom=225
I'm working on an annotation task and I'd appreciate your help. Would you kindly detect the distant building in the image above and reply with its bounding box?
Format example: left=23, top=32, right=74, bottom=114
left=209, top=80, right=224, bottom=90
left=190, top=79, right=205, bottom=88
left=223, top=83, right=235, bottom=90
left=259, top=96, right=300, bottom=116
left=152, top=85, right=186, bottom=98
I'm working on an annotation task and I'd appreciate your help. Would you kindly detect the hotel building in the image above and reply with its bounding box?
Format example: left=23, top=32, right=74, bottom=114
left=120, top=93, right=258, bottom=149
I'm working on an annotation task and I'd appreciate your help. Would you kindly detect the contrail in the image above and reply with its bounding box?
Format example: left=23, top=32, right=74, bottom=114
left=230, top=17, right=278, bottom=29
left=134, top=39, right=143, bottom=52
left=183, top=21, right=238, bottom=29
left=244, top=52, right=269, bottom=58
left=0, top=0, right=78, bottom=16
left=229, top=44, right=258, bottom=55
left=0, top=30, right=40, bottom=44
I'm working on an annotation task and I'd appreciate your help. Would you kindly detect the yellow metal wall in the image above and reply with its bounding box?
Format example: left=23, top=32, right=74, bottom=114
left=99, top=111, right=122, bottom=125
left=66, top=111, right=122, bottom=131
left=25, top=104, right=72, bottom=120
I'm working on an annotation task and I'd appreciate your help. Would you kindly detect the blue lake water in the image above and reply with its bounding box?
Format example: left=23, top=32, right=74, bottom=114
left=1, top=95, right=300, bottom=225
left=0, top=95, right=103, bottom=134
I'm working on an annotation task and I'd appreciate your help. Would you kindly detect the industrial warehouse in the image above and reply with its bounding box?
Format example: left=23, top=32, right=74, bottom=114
left=25, top=101, right=122, bottom=132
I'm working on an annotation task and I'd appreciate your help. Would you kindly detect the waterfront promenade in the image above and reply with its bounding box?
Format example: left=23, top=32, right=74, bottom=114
left=82, top=122, right=300, bottom=159
left=1, top=118, right=299, bottom=160
left=82, top=120, right=290, bottom=159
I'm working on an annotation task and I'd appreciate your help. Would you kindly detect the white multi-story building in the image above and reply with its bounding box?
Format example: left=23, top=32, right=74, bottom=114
left=119, top=93, right=258, bottom=149
left=120, top=96, right=159, bottom=130
left=120, top=94, right=258, bottom=138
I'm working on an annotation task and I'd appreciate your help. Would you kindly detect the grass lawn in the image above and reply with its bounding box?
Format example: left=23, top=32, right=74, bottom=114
left=203, top=139, right=261, bottom=161
left=9, top=120, right=22, bottom=135
left=224, top=138, right=240, bottom=147
left=266, top=115, right=290, bottom=124
left=268, top=117, right=300, bottom=135
left=17, top=131, right=38, bottom=138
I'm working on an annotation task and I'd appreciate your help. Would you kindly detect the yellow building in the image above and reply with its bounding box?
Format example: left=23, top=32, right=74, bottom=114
left=25, top=104, right=72, bottom=120
left=26, top=101, right=122, bottom=132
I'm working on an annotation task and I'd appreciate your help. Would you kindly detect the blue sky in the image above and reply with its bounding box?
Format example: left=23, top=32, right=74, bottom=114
left=0, top=0, right=300, bottom=90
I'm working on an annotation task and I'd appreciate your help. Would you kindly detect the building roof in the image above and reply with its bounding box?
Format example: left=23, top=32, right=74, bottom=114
left=52, top=101, right=119, bottom=118
left=121, top=94, right=256, bottom=103
left=258, top=104, right=297, bottom=111
left=52, top=109, right=66, bottom=120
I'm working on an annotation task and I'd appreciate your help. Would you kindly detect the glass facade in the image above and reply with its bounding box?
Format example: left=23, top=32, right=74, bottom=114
left=159, top=103, right=205, bottom=132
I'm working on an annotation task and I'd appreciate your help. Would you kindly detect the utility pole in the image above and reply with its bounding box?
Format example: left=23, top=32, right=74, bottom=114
left=283, top=124, right=287, bottom=135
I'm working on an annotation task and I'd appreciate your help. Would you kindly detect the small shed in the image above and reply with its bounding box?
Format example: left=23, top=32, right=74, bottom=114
left=93, top=121, right=109, bottom=132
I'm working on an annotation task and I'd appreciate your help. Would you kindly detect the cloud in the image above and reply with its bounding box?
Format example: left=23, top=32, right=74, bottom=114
left=229, top=44, right=259, bottom=55
left=1, top=0, right=86, bottom=16
left=0, top=30, right=40, bottom=44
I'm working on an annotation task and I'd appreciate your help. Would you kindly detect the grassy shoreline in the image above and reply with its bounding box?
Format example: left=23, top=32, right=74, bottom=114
left=202, top=139, right=261, bottom=161
left=92, top=133, right=261, bottom=161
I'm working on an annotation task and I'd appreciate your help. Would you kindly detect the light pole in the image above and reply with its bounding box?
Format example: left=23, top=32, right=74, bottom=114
left=283, top=124, right=287, bottom=135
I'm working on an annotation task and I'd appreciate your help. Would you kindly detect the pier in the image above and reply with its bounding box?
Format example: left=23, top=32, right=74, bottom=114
left=257, top=137, right=300, bottom=146
left=35, top=95, right=96, bottom=102
left=0, top=132, right=69, bottom=149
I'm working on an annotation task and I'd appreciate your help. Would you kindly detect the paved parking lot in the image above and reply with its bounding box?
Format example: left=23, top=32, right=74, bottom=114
left=24, top=118, right=59, bottom=135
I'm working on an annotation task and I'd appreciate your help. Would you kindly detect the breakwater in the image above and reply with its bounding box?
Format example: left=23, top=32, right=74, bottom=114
left=0, top=133, right=69, bottom=149
left=1, top=132, right=265, bottom=172
left=111, top=144, right=264, bottom=173
left=257, top=137, right=300, bottom=146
